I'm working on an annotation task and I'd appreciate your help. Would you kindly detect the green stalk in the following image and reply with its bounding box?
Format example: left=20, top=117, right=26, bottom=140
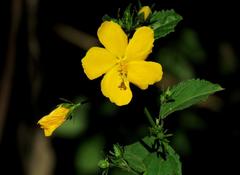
left=144, top=107, right=156, bottom=127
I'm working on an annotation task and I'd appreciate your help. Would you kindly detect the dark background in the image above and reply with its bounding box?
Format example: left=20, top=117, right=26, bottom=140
left=1, top=0, right=239, bottom=175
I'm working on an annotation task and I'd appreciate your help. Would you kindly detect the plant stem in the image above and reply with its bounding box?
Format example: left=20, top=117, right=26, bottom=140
left=144, top=107, right=156, bottom=127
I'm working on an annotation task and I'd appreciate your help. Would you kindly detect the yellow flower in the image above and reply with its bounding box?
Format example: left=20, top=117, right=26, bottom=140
left=82, top=21, right=163, bottom=106
left=38, top=105, right=70, bottom=136
left=138, top=6, right=152, bottom=20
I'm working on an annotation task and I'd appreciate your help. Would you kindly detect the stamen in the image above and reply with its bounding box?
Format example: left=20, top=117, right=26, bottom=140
left=118, top=81, right=127, bottom=90
left=117, top=60, right=128, bottom=91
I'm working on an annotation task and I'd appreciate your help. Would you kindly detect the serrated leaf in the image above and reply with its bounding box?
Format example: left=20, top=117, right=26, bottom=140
left=143, top=143, right=181, bottom=175
left=149, top=10, right=182, bottom=39
left=160, top=79, right=223, bottom=118
left=122, top=4, right=133, bottom=32
left=163, top=143, right=182, bottom=175
left=123, top=137, right=152, bottom=173
left=123, top=137, right=181, bottom=175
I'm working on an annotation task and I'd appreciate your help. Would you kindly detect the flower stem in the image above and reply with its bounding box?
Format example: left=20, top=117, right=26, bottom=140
left=144, top=107, right=156, bottom=127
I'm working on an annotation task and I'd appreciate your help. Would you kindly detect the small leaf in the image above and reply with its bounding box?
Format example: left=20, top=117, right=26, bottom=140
left=102, top=14, right=114, bottom=21
left=113, top=144, right=123, bottom=158
left=122, top=4, right=133, bottom=32
left=160, top=79, right=223, bottom=118
left=149, top=9, right=182, bottom=39
left=102, top=14, right=119, bottom=24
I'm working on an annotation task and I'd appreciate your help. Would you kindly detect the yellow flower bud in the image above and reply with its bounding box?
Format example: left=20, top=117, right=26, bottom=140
left=138, top=6, right=152, bottom=20
left=37, top=105, right=70, bottom=136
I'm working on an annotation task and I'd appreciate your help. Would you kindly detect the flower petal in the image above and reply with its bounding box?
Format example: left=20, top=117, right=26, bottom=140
left=97, top=21, right=128, bottom=58
left=38, top=106, right=69, bottom=136
left=82, top=47, right=117, bottom=80
left=125, top=27, right=154, bottom=61
left=127, top=61, right=163, bottom=90
left=101, top=65, right=132, bottom=106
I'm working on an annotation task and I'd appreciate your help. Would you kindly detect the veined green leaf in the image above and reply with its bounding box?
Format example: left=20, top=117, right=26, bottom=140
left=123, top=137, right=152, bottom=173
left=160, top=79, right=223, bottom=118
left=143, top=142, right=181, bottom=175
left=143, top=152, right=181, bottom=175
left=123, top=137, right=181, bottom=175
left=149, top=10, right=182, bottom=39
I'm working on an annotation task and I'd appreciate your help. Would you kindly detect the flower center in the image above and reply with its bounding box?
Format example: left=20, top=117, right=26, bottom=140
left=117, top=58, right=128, bottom=91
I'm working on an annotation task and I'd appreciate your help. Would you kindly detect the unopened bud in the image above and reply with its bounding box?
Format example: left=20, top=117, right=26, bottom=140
left=138, top=6, right=152, bottom=20
left=113, top=144, right=122, bottom=158
left=98, top=159, right=109, bottom=169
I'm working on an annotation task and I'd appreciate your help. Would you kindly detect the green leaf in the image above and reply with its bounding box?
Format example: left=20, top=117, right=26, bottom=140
left=111, top=169, right=134, bottom=175
left=123, top=137, right=181, bottom=175
left=144, top=143, right=181, bottom=175
left=122, top=4, right=133, bottom=32
left=164, top=143, right=182, bottom=175
left=160, top=79, right=224, bottom=118
left=149, top=10, right=182, bottom=39
left=102, top=14, right=119, bottom=24
left=123, top=137, right=152, bottom=173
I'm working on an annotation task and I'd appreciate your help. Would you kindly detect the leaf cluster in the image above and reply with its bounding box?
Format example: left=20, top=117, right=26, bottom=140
left=102, top=4, right=182, bottom=39
left=99, top=79, right=223, bottom=175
